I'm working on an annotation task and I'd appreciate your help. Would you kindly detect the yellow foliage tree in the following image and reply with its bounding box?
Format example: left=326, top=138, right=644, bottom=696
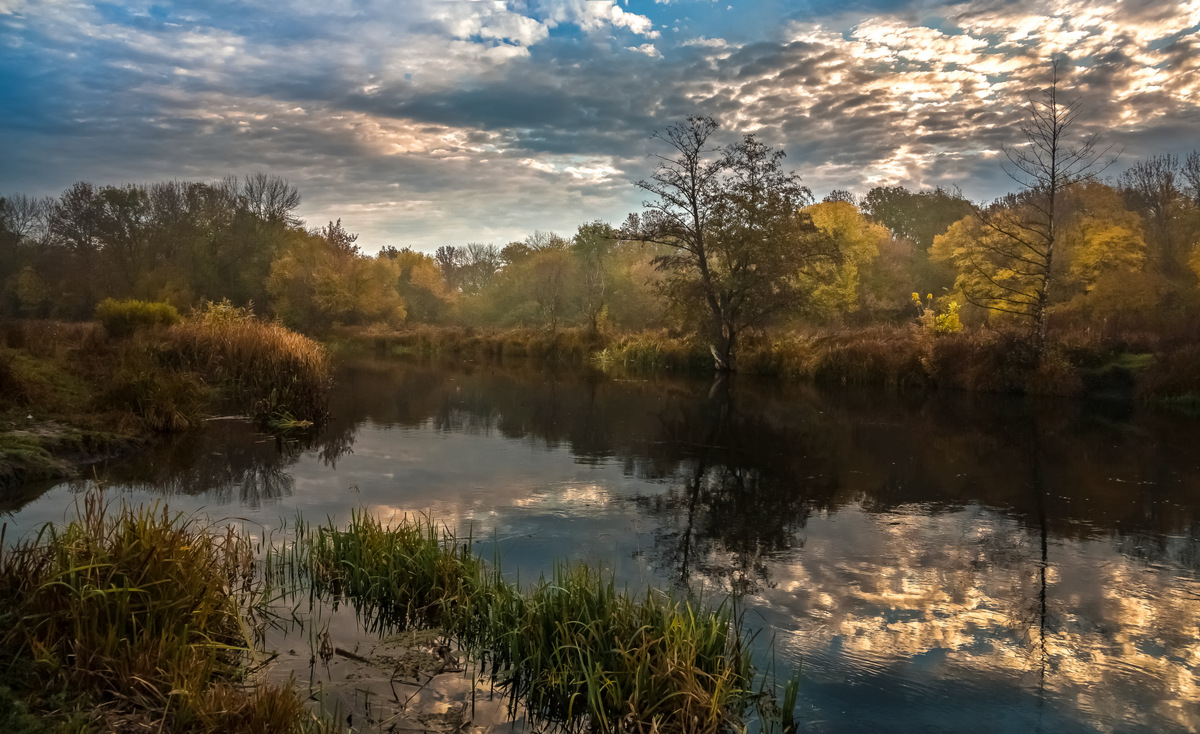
left=800, top=201, right=887, bottom=316
left=934, top=181, right=1151, bottom=327
left=268, top=230, right=405, bottom=330
left=385, top=247, right=454, bottom=324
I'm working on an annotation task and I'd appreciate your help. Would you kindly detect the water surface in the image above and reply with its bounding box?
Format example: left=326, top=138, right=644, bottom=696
left=6, top=357, right=1200, bottom=733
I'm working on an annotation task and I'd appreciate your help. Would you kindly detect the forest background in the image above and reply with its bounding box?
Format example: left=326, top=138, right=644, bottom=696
left=4, top=109, right=1200, bottom=396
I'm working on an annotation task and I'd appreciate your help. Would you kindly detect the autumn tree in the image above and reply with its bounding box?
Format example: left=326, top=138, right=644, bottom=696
left=267, top=221, right=404, bottom=330
left=572, top=221, right=617, bottom=333
left=381, top=246, right=454, bottom=324
left=799, top=201, right=888, bottom=317
left=942, top=62, right=1110, bottom=361
left=1057, top=181, right=1151, bottom=322
left=626, top=116, right=829, bottom=372
left=1118, top=153, right=1200, bottom=303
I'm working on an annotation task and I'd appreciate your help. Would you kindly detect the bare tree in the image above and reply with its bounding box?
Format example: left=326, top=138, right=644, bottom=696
left=241, top=173, right=301, bottom=226
left=1, top=194, right=49, bottom=242
left=1182, top=150, right=1200, bottom=206
left=823, top=189, right=858, bottom=206
left=958, top=60, right=1112, bottom=361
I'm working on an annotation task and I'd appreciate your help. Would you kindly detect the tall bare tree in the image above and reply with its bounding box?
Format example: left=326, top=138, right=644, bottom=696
left=954, top=61, right=1111, bottom=361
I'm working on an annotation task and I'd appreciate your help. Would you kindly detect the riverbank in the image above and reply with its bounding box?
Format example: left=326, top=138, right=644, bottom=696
left=325, top=323, right=1200, bottom=403
left=0, top=304, right=331, bottom=492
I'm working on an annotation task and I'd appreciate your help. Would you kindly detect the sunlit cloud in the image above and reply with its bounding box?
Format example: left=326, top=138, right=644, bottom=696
left=1, top=0, right=1197, bottom=249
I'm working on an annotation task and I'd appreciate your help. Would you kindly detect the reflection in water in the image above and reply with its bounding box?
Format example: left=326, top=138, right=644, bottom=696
left=18, top=417, right=356, bottom=510
left=8, top=357, right=1200, bottom=732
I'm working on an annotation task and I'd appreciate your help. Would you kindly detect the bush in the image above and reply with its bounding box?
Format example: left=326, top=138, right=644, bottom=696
left=165, top=300, right=331, bottom=424
left=1138, top=344, right=1200, bottom=399
left=95, top=343, right=209, bottom=431
left=95, top=298, right=181, bottom=338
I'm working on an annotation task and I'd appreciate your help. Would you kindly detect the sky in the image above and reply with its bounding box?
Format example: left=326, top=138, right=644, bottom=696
left=1, top=0, right=1198, bottom=253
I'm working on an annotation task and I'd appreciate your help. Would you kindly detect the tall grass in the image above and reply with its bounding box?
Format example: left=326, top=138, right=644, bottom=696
left=330, top=325, right=605, bottom=365
left=0, top=494, right=325, bottom=732
left=592, top=331, right=710, bottom=374
left=592, top=326, right=1094, bottom=395
left=275, top=511, right=767, bottom=734
left=165, top=300, right=331, bottom=424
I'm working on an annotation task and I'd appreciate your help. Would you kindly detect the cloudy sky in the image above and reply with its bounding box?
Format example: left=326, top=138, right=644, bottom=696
left=1, top=0, right=1197, bottom=252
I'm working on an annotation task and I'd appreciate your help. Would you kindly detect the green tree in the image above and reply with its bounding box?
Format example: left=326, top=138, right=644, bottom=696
left=626, top=117, right=829, bottom=371
left=862, top=185, right=974, bottom=251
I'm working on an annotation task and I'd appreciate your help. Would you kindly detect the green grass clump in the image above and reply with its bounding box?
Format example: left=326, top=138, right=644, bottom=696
left=285, top=511, right=765, bottom=734
left=0, top=494, right=324, bottom=732
left=95, top=298, right=181, bottom=338
left=501, top=565, right=750, bottom=733
left=165, top=300, right=331, bottom=425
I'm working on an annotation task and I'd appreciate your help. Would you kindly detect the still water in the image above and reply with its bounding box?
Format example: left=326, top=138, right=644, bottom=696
left=6, top=357, right=1200, bottom=732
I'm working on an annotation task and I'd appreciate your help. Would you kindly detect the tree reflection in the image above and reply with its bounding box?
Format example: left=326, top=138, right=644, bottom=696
left=72, top=416, right=356, bottom=507
left=636, top=375, right=839, bottom=593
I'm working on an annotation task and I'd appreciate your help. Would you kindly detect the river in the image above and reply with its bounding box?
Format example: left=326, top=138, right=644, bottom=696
left=5, top=356, right=1199, bottom=733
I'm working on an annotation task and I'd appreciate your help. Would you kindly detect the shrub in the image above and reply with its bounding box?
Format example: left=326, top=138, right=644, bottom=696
left=95, top=343, right=208, bottom=431
left=165, top=300, right=331, bottom=424
left=0, top=349, right=28, bottom=407
left=95, top=298, right=181, bottom=338
left=1138, top=344, right=1200, bottom=400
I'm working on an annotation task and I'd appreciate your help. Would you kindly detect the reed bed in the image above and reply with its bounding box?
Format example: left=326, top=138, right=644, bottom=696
left=0, top=494, right=325, bottom=732
left=164, top=300, right=331, bottom=424
left=275, top=511, right=778, bottom=734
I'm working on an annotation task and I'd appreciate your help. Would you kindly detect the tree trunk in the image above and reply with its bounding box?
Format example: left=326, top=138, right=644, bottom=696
left=710, top=321, right=737, bottom=372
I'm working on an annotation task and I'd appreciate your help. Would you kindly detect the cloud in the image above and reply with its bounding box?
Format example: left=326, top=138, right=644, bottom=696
left=537, top=0, right=659, bottom=37
left=1, top=0, right=1197, bottom=249
left=628, top=42, right=662, bottom=57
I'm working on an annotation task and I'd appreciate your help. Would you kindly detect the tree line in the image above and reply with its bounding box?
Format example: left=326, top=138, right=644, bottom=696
left=3, top=72, right=1199, bottom=371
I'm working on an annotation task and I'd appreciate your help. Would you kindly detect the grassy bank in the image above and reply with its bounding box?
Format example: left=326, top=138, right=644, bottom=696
left=273, top=511, right=797, bottom=734
left=0, top=302, right=331, bottom=490
left=0, top=494, right=328, bottom=732
left=325, top=323, right=1200, bottom=401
